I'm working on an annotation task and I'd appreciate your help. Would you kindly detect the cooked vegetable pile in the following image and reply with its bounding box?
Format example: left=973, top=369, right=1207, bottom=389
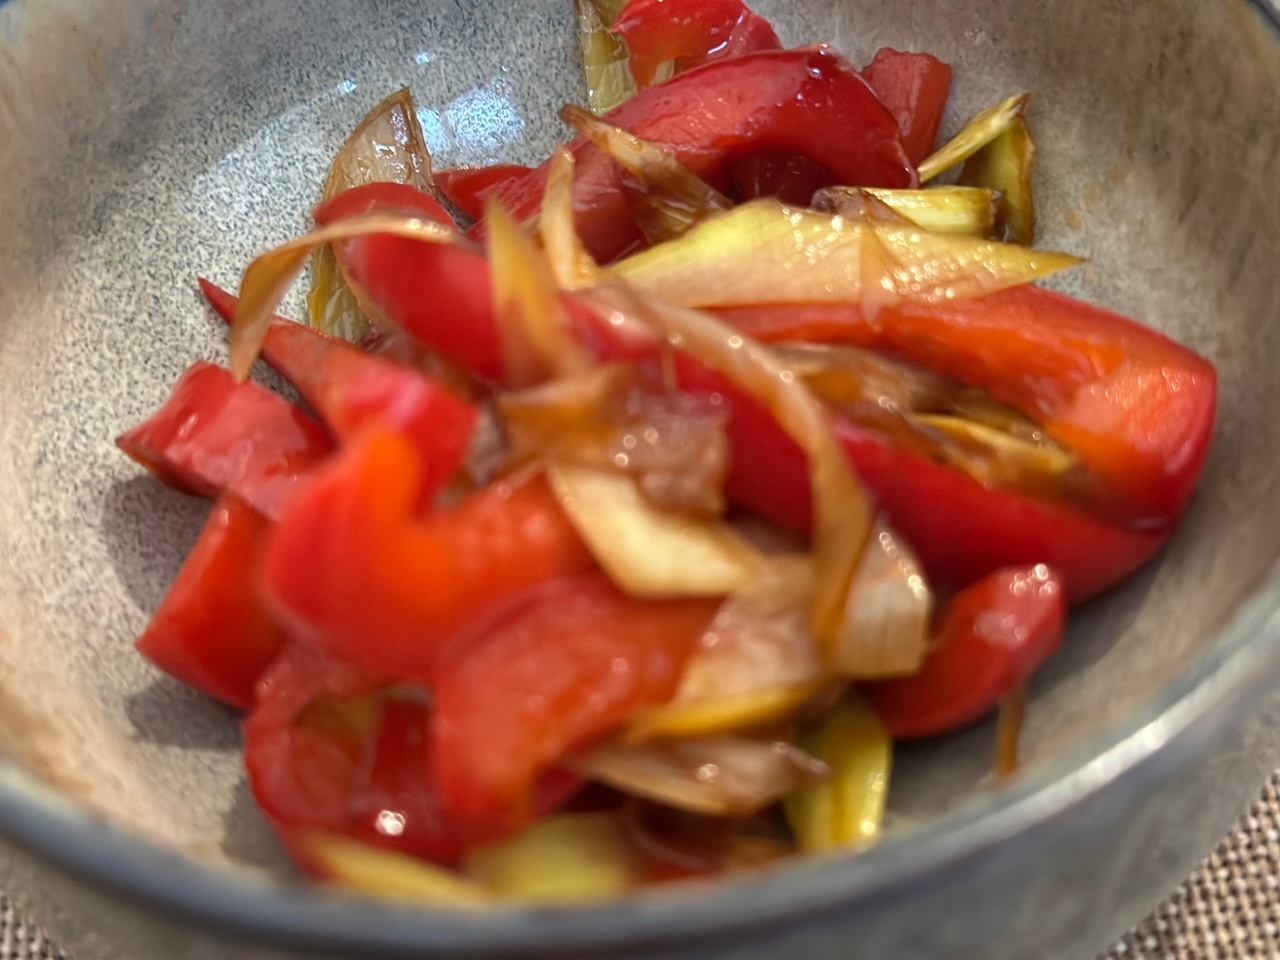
left=116, top=0, right=1218, bottom=904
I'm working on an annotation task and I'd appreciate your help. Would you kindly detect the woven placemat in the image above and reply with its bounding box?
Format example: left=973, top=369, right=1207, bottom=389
left=6, top=775, right=1280, bottom=960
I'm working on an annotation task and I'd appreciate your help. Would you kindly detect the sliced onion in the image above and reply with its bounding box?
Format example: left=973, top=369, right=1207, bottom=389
left=917, top=93, right=1030, bottom=183
left=309, top=88, right=435, bottom=344
left=547, top=462, right=762, bottom=598
left=621, top=801, right=793, bottom=878
left=230, top=212, right=462, bottom=381
left=958, top=113, right=1037, bottom=246
left=831, top=517, right=932, bottom=678
left=300, top=832, right=489, bottom=907
left=577, top=286, right=875, bottom=665
left=610, top=199, right=1080, bottom=313
left=910, top=413, right=1076, bottom=491
left=784, top=695, right=892, bottom=852
left=561, top=104, right=733, bottom=244
left=994, top=683, right=1027, bottom=778
left=485, top=198, right=593, bottom=386
left=628, top=557, right=830, bottom=739
left=576, top=0, right=637, bottom=116
left=464, top=812, right=638, bottom=903
left=573, top=736, right=828, bottom=817
left=500, top=365, right=732, bottom=516
left=814, top=186, right=1000, bottom=238
left=538, top=148, right=603, bottom=290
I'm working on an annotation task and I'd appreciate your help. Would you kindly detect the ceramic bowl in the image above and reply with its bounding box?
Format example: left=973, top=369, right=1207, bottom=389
left=2, top=1, right=1280, bottom=958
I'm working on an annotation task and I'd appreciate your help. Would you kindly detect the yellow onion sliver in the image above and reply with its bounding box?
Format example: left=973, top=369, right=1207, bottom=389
left=546, top=462, right=762, bottom=598
left=485, top=197, right=592, bottom=386
left=231, top=212, right=460, bottom=381
left=831, top=516, right=932, bottom=678
left=573, top=737, right=829, bottom=817
left=309, top=87, right=436, bottom=343
left=538, top=148, right=603, bottom=290
left=918, top=93, right=1030, bottom=183
left=464, top=813, right=639, bottom=903
left=784, top=695, right=892, bottom=853
left=299, top=832, right=490, bottom=907
left=958, top=113, right=1037, bottom=247
left=627, top=684, right=829, bottom=741
left=628, top=558, right=829, bottom=738
left=610, top=199, right=1081, bottom=313
left=577, top=285, right=875, bottom=654
left=576, top=0, right=637, bottom=116
left=815, top=186, right=1000, bottom=238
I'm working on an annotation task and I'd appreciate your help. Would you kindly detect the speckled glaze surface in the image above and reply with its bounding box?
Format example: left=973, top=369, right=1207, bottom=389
left=1, top=1, right=1279, bottom=958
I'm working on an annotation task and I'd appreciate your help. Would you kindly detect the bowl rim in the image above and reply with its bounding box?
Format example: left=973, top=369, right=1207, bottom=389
left=2, top=0, right=1280, bottom=955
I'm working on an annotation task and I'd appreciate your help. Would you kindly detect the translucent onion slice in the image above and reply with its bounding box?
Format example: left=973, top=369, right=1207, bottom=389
left=784, top=696, right=892, bottom=852
left=309, top=88, right=435, bottom=344
left=917, top=93, right=1030, bottom=183
left=573, top=737, right=829, bottom=817
left=501, top=365, right=732, bottom=516
left=300, top=833, right=489, bottom=907
left=464, top=813, right=638, bottom=903
left=547, top=462, right=762, bottom=598
left=485, top=197, right=593, bottom=386
left=628, top=557, right=829, bottom=739
left=230, top=212, right=461, bottom=380
left=578, top=286, right=875, bottom=662
left=538, top=148, right=602, bottom=290
left=958, top=113, right=1037, bottom=246
left=621, top=802, right=794, bottom=877
left=831, top=517, right=932, bottom=678
left=561, top=104, right=733, bottom=244
left=576, top=0, right=637, bottom=116
left=994, top=683, right=1027, bottom=778
left=610, top=199, right=1080, bottom=313
left=814, top=186, right=1000, bottom=238
left=911, top=413, right=1076, bottom=490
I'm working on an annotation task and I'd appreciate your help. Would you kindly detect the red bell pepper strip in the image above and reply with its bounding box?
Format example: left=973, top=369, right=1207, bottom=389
left=431, top=574, right=719, bottom=821
left=199, top=279, right=478, bottom=509
left=729, top=151, right=833, bottom=206
left=861, top=48, right=954, bottom=167
left=244, top=643, right=528, bottom=869
left=865, top=565, right=1065, bottom=738
left=712, top=286, right=1218, bottom=529
left=435, top=164, right=534, bottom=221
left=135, top=496, right=284, bottom=710
left=116, top=361, right=333, bottom=520
left=697, top=364, right=1165, bottom=602
left=484, top=47, right=916, bottom=263
left=610, top=0, right=782, bottom=87
left=314, top=182, right=507, bottom=382
left=262, top=427, right=597, bottom=686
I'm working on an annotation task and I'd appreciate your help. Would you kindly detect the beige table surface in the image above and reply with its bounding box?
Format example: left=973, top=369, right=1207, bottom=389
left=7, top=772, right=1280, bottom=960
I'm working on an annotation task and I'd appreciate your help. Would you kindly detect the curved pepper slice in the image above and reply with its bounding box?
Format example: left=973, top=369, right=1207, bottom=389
left=436, top=164, right=535, bottom=221
left=865, top=565, right=1065, bottom=738
left=611, top=0, right=782, bottom=87
left=485, top=47, right=916, bottom=263
left=136, top=496, right=284, bottom=710
left=262, top=428, right=597, bottom=685
left=200, top=279, right=478, bottom=509
left=318, top=182, right=607, bottom=383
left=116, top=361, right=333, bottom=520
left=674, top=357, right=1166, bottom=603
left=315, top=182, right=505, bottom=381
left=713, top=286, right=1218, bottom=529
left=861, top=48, right=954, bottom=167
left=244, top=643, right=545, bottom=870
left=432, top=574, right=719, bottom=821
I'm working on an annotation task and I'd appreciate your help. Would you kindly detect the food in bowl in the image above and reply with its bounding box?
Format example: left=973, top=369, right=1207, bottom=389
left=112, top=0, right=1218, bottom=904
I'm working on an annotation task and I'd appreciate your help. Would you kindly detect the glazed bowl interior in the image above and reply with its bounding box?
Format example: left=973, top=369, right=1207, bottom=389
left=2, top=0, right=1280, bottom=952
